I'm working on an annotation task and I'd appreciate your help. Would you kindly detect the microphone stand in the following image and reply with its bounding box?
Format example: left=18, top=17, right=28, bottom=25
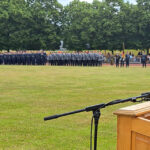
left=93, top=109, right=101, bottom=150
left=44, top=92, right=150, bottom=150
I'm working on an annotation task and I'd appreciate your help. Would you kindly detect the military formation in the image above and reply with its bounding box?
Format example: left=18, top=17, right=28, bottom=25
left=0, top=51, right=149, bottom=67
left=47, top=53, right=103, bottom=66
left=0, top=53, right=47, bottom=65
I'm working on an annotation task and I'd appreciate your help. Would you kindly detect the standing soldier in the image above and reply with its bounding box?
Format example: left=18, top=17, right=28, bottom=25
left=125, top=52, right=130, bottom=67
left=110, top=55, right=115, bottom=66
left=82, top=53, right=86, bottom=66
left=55, top=53, right=59, bottom=66
left=63, top=53, right=67, bottom=66
left=98, top=54, right=103, bottom=66
left=115, top=53, right=120, bottom=67
left=77, top=53, right=80, bottom=66
left=0, top=53, right=3, bottom=65
left=68, top=53, right=72, bottom=66
left=41, top=52, right=47, bottom=65
left=120, top=51, right=125, bottom=67
left=51, top=53, right=55, bottom=65
left=22, top=52, right=26, bottom=65
left=31, top=53, right=36, bottom=65
left=141, top=51, right=147, bottom=68
left=79, top=53, right=83, bottom=66
left=71, top=53, right=76, bottom=66
left=87, top=53, right=91, bottom=66
left=26, top=53, right=31, bottom=65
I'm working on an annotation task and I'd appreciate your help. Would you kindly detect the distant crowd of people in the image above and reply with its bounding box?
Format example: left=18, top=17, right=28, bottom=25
left=0, top=52, right=103, bottom=66
left=47, top=53, right=103, bottom=66
left=0, top=52, right=47, bottom=65
left=0, top=51, right=149, bottom=67
left=104, top=51, right=149, bottom=68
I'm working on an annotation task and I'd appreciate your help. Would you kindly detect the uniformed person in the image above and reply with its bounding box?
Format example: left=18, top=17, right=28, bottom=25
left=120, top=56, right=124, bottom=67
left=141, top=52, right=147, bottom=68
left=98, top=54, right=103, bottom=66
left=0, top=54, right=3, bottom=65
left=125, top=52, right=130, bottom=67
left=115, top=53, right=120, bottom=67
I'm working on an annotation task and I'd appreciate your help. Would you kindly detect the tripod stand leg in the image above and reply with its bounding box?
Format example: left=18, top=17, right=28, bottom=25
left=93, top=109, right=101, bottom=150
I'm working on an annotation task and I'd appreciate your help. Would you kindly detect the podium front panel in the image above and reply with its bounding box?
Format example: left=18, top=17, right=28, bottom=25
left=132, top=132, right=150, bottom=150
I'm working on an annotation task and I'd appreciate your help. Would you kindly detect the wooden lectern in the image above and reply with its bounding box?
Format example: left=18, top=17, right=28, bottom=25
left=114, top=102, right=150, bottom=150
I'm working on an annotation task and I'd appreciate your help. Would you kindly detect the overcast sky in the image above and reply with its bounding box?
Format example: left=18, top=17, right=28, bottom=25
left=58, top=0, right=137, bottom=6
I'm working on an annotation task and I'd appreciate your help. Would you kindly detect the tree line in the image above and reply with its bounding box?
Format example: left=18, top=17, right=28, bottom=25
left=0, top=0, right=150, bottom=51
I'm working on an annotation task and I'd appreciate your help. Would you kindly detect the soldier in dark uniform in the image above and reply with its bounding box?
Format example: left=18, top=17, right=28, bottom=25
left=18, top=54, right=22, bottom=65
left=120, top=55, right=124, bottom=67
left=42, top=52, right=47, bottom=65
left=0, top=54, right=3, bottom=65
left=22, top=53, right=26, bottom=65
left=125, top=52, right=130, bottom=67
left=141, top=52, right=147, bottom=68
left=8, top=54, right=11, bottom=65
left=26, top=53, right=30, bottom=65
left=115, top=53, right=120, bottom=67
left=14, top=54, right=17, bottom=65
left=38, top=53, right=42, bottom=65
left=4, top=54, right=7, bottom=65
left=96, top=54, right=99, bottom=66
left=31, top=53, right=35, bottom=65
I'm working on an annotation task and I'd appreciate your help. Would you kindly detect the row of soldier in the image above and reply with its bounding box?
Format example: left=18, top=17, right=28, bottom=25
left=47, top=53, right=103, bottom=66
left=0, top=53, right=47, bottom=65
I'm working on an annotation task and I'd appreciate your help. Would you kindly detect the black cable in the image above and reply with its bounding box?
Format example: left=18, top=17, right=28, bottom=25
left=90, top=116, right=94, bottom=150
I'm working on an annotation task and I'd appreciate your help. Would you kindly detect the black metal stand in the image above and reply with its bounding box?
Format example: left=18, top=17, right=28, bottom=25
left=93, top=109, right=101, bottom=150
left=44, top=92, right=150, bottom=150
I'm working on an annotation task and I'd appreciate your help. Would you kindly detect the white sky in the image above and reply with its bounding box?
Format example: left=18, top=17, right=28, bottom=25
left=58, top=0, right=137, bottom=6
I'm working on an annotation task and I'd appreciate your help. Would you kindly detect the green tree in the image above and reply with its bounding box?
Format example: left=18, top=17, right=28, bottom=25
left=62, top=0, right=94, bottom=50
left=0, top=0, right=30, bottom=50
left=136, top=0, right=150, bottom=52
left=25, top=0, right=63, bottom=50
left=0, top=0, right=63, bottom=50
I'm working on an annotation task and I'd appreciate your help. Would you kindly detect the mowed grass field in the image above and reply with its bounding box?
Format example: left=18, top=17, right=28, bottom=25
left=0, top=66, right=150, bottom=150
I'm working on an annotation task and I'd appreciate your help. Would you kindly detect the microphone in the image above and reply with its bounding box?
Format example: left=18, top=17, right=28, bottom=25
left=141, top=92, right=150, bottom=100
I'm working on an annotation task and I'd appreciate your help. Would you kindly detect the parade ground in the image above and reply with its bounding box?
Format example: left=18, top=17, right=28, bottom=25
left=0, top=65, right=150, bottom=150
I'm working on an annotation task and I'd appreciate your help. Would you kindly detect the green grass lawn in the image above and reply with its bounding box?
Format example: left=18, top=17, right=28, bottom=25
left=0, top=66, right=150, bottom=150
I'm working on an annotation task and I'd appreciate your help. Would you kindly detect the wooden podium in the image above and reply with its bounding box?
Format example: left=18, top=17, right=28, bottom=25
left=114, top=102, right=150, bottom=150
